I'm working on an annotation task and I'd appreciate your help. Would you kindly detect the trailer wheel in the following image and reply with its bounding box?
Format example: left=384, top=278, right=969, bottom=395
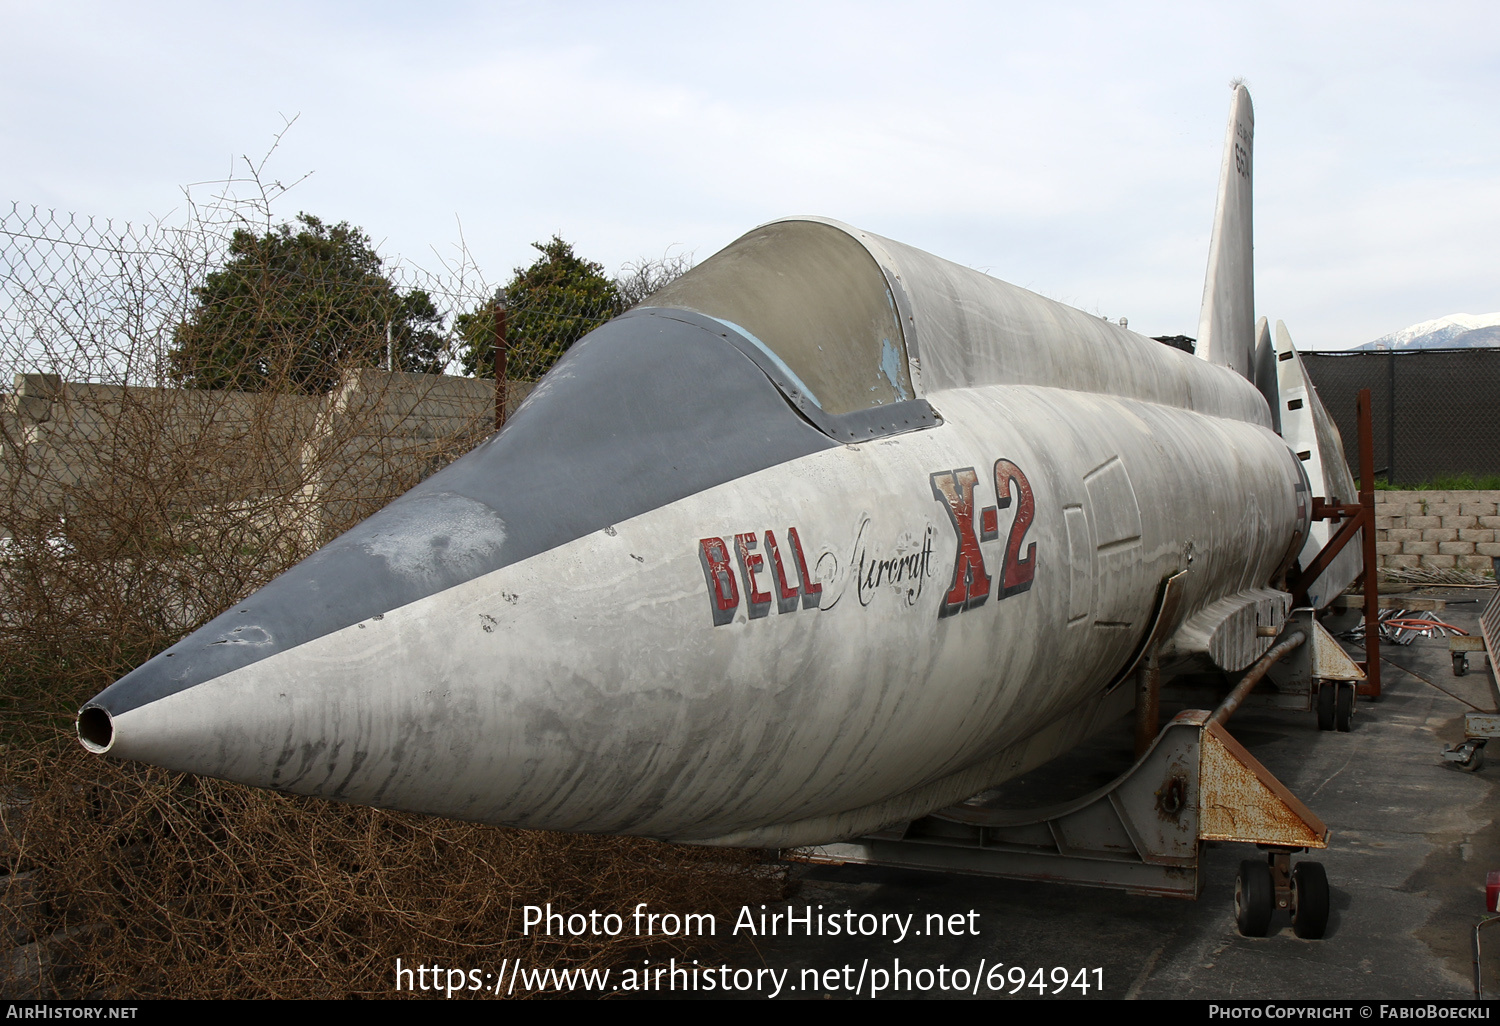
left=1235, top=860, right=1274, bottom=937
left=1335, top=683, right=1354, bottom=733
left=1453, top=652, right=1469, bottom=677
left=1316, top=682, right=1335, bottom=731
left=1292, top=862, right=1330, bottom=939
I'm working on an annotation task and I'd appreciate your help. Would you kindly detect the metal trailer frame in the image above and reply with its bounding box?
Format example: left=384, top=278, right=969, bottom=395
left=1449, top=557, right=1500, bottom=687
left=793, top=709, right=1325, bottom=902
left=1484, top=569, right=1500, bottom=691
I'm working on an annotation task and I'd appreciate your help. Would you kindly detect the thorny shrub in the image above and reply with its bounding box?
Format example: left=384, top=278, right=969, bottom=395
left=1, top=739, right=780, bottom=999
left=0, top=377, right=781, bottom=1000
left=0, top=157, right=766, bottom=1000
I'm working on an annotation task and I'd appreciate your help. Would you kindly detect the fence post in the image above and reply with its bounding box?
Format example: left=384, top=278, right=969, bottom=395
left=1357, top=387, right=1381, bottom=700
left=1386, top=352, right=1396, bottom=484
left=493, top=301, right=508, bottom=431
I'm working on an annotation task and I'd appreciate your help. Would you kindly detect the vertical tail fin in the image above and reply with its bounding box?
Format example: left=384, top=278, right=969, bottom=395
left=1197, top=84, right=1256, bottom=381
left=1275, top=320, right=1362, bottom=607
left=1253, top=315, right=1279, bottom=432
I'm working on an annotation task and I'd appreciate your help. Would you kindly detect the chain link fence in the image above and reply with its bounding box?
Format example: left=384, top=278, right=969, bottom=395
left=0, top=191, right=745, bottom=998
left=0, top=194, right=688, bottom=702
left=1, top=203, right=688, bottom=393
left=1300, top=348, right=1500, bottom=486
left=0, top=201, right=488, bottom=388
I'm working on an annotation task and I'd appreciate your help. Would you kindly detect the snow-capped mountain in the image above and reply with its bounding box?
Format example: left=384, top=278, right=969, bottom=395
left=1358, top=312, right=1500, bottom=350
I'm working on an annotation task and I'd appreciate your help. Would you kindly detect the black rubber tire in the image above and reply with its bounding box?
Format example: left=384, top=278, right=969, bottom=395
left=1316, top=682, right=1335, bottom=731
left=1235, top=859, right=1274, bottom=937
left=1292, top=861, right=1330, bottom=939
left=1453, top=653, right=1469, bottom=677
left=1463, top=745, right=1486, bottom=772
left=1335, top=683, right=1354, bottom=733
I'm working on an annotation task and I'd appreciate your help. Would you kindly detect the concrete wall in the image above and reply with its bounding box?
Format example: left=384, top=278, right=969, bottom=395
left=1374, top=490, right=1500, bottom=574
left=12, top=376, right=1485, bottom=579
left=2, top=374, right=325, bottom=513
left=1, top=370, right=530, bottom=545
left=297, top=369, right=532, bottom=543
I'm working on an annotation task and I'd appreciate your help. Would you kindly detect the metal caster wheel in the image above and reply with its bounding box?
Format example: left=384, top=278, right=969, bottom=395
left=1453, top=652, right=1469, bottom=677
left=1235, top=859, right=1274, bottom=937
left=1291, top=861, right=1330, bottom=939
left=1442, top=739, right=1486, bottom=771
left=1316, top=682, right=1335, bottom=731
left=1335, top=683, right=1354, bottom=733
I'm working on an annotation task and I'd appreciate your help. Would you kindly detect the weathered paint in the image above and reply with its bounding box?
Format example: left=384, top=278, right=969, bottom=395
left=90, top=371, right=1304, bottom=846
left=79, top=86, right=1338, bottom=848
left=86, top=313, right=836, bottom=714
left=1197, top=85, right=1257, bottom=382
left=1276, top=319, right=1362, bottom=608
left=1198, top=721, right=1327, bottom=848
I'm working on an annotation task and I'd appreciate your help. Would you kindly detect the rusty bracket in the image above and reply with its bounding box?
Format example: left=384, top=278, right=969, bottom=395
left=1262, top=608, right=1366, bottom=712
left=1309, top=498, right=1363, bottom=525
left=1290, top=505, right=1368, bottom=607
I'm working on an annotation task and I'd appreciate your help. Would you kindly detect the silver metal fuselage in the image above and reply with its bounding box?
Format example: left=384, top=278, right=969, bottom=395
left=85, top=220, right=1306, bottom=848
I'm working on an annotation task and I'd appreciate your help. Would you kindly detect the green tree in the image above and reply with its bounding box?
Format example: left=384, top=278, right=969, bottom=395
left=457, top=236, right=621, bottom=381
left=169, top=214, right=445, bottom=393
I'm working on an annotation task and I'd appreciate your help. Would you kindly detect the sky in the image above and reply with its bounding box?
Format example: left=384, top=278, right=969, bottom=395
left=3, top=1, right=1497, bottom=350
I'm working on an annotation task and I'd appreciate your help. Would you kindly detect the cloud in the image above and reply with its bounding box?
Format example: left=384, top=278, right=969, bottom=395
left=2, top=1, right=1496, bottom=343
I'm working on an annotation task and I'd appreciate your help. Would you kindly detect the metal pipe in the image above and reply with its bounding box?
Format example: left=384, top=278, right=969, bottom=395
left=1210, top=630, right=1306, bottom=727
left=1133, top=650, right=1160, bottom=758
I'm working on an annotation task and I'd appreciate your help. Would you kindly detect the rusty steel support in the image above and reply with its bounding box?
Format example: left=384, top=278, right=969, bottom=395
left=1293, top=503, right=1364, bottom=601
left=1211, top=631, right=1307, bottom=727
left=493, top=301, right=509, bottom=431
left=1133, top=649, right=1161, bottom=758
left=1357, top=388, right=1382, bottom=700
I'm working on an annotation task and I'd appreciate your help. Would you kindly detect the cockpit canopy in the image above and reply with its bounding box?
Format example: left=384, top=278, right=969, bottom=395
left=645, top=220, right=929, bottom=435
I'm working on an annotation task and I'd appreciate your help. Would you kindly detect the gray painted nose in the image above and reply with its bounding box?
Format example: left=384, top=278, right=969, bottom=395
left=80, top=308, right=834, bottom=731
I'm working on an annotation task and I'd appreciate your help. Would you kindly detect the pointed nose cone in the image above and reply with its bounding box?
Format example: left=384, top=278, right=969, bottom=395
left=77, top=308, right=833, bottom=815
left=75, top=482, right=511, bottom=774
left=79, top=484, right=512, bottom=749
